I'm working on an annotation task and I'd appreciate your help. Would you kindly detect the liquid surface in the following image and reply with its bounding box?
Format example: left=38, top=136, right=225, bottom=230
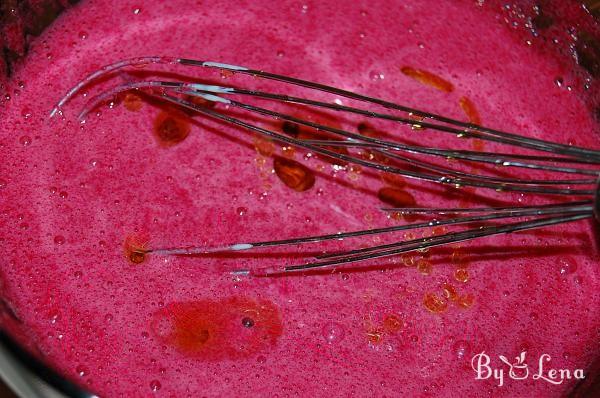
left=0, top=0, right=599, bottom=397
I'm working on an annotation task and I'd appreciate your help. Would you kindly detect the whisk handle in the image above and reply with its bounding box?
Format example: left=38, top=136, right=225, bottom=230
left=595, top=178, right=600, bottom=223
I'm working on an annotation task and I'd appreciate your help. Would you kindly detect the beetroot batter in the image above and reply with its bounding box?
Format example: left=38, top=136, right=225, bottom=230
left=0, top=0, right=599, bottom=396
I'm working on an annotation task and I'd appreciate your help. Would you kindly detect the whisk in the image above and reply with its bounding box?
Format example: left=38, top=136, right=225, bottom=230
left=51, top=56, right=600, bottom=276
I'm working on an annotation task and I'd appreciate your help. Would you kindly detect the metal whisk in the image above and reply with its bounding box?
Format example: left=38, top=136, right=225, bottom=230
left=51, top=56, right=600, bottom=276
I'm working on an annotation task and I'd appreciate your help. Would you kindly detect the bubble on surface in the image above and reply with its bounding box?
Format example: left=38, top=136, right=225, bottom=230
left=19, top=135, right=32, bottom=146
left=149, top=380, right=161, bottom=392
left=322, top=321, right=346, bottom=344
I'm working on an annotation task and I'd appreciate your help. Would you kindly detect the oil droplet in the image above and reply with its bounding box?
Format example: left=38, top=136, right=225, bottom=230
left=220, top=69, right=234, bottom=79
left=253, top=136, right=275, bottom=156
left=53, top=235, right=65, bottom=245
left=458, top=96, right=482, bottom=125
left=0, top=179, right=6, bottom=189
left=19, top=136, right=32, bottom=146
left=417, top=259, right=432, bottom=275
left=236, top=207, right=248, bottom=216
left=281, top=121, right=300, bottom=137
left=273, top=156, right=315, bottom=192
left=380, top=172, right=406, bottom=188
left=150, top=380, right=161, bottom=392
left=377, top=187, right=416, bottom=208
left=558, top=256, right=577, bottom=275
left=357, top=122, right=380, bottom=137
left=457, top=294, right=475, bottom=309
left=400, top=254, right=414, bottom=267
left=423, top=293, right=448, bottom=314
left=366, top=329, right=384, bottom=345
left=129, top=251, right=146, bottom=264
left=441, top=283, right=458, bottom=301
left=153, top=110, right=191, bottom=147
left=152, top=297, right=282, bottom=360
left=322, top=321, right=345, bottom=344
left=400, top=67, right=454, bottom=93
left=383, top=314, right=402, bottom=332
left=255, top=157, right=267, bottom=168
left=454, top=268, right=469, bottom=283
left=431, top=226, right=447, bottom=236
left=451, top=250, right=467, bottom=267
left=179, top=94, right=213, bottom=111
left=123, top=93, right=143, bottom=112
left=409, top=114, right=426, bottom=130
left=124, top=234, right=149, bottom=264
left=281, top=145, right=296, bottom=158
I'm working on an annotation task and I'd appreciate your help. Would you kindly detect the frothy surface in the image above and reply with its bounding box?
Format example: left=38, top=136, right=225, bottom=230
left=0, top=0, right=599, bottom=396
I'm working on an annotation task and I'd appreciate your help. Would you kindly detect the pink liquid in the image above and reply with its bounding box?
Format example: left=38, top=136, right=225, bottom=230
left=0, top=0, right=599, bottom=396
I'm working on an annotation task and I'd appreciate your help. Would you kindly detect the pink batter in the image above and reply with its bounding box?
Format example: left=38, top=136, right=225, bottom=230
left=0, top=0, right=599, bottom=397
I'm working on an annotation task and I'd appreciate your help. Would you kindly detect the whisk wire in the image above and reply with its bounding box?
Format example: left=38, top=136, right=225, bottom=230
left=51, top=57, right=600, bottom=275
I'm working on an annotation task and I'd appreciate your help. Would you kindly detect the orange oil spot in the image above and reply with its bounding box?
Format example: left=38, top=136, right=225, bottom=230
left=151, top=297, right=282, bottom=360
left=451, top=249, right=468, bottom=267
left=423, top=293, right=448, bottom=314
left=472, top=139, right=485, bottom=151
left=417, top=259, right=432, bottom=275
left=457, top=294, right=475, bottom=309
left=441, top=282, right=459, bottom=302
left=401, top=67, right=454, bottom=93
left=355, top=122, right=393, bottom=162
left=431, top=226, right=447, bottom=236
left=377, top=187, right=416, bottom=208
left=458, top=96, right=481, bottom=125
left=281, top=145, right=296, bottom=158
left=458, top=96, right=485, bottom=151
left=380, top=172, right=407, bottom=188
left=454, top=268, right=469, bottom=283
left=123, top=234, right=149, bottom=264
left=366, top=328, right=384, bottom=345
left=123, top=93, right=143, bottom=112
left=469, top=144, right=484, bottom=160
left=153, top=110, right=191, bottom=147
left=273, top=156, right=315, bottom=192
left=408, top=114, right=426, bottom=130
left=357, top=122, right=380, bottom=137
left=220, top=69, right=235, bottom=79
left=187, top=94, right=217, bottom=109
left=253, top=136, right=275, bottom=157
left=401, top=254, right=415, bottom=267
left=378, top=187, right=417, bottom=221
left=383, top=314, right=403, bottom=333
left=281, top=121, right=300, bottom=137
